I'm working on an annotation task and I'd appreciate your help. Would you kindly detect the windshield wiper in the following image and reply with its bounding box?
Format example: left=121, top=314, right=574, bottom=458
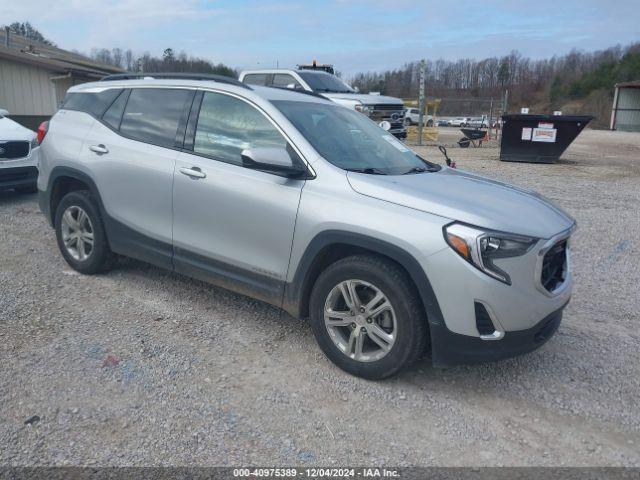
left=345, top=167, right=387, bottom=175
left=402, top=166, right=438, bottom=175
left=402, top=167, right=426, bottom=174
left=316, top=88, right=354, bottom=93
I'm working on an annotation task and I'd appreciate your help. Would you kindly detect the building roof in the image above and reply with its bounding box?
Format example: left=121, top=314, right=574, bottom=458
left=615, top=81, right=640, bottom=88
left=0, top=28, right=123, bottom=78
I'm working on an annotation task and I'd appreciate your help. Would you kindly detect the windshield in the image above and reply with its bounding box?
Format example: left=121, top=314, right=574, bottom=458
left=297, top=71, right=355, bottom=93
left=274, top=100, right=440, bottom=175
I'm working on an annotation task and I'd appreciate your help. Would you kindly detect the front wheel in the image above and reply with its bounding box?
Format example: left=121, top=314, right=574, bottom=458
left=309, top=255, right=428, bottom=379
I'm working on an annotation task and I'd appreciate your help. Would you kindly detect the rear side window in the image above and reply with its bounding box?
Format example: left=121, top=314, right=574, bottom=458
left=101, top=90, right=129, bottom=130
left=119, top=88, right=192, bottom=148
left=193, top=91, right=287, bottom=166
left=272, top=74, right=302, bottom=89
left=62, top=89, right=123, bottom=117
left=242, top=74, right=268, bottom=86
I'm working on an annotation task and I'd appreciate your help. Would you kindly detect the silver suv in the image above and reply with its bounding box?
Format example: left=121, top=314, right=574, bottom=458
left=37, top=73, right=575, bottom=379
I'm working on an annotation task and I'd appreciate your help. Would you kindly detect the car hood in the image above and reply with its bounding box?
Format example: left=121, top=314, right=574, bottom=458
left=347, top=167, right=575, bottom=239
left=321, top=92, right=402, bottom=106
left=0, top=116, right=35, bottom=141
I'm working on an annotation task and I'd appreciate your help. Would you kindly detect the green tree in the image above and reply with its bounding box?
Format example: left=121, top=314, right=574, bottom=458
left=6, top=22, right=55, bottom=46
left=497, top=60, right=509, bottom=87
left=163, top=48, right=175, bottom=62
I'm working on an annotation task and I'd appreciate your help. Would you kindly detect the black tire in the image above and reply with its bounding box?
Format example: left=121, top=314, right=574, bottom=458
left=427, top=120, right=434, bottom=127
left=309, top=254, right=428, bottom=380
left=16, top=184, right=38, bottom=194
left=404, top=117, right=412, bottom=126
left=54, top=190, right=116, bottom=274
left=458, top=137, right=471, bottom=148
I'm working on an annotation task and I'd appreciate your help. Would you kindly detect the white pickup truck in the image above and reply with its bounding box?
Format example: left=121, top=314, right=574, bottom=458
left=239, top=69, right=408, bottom=140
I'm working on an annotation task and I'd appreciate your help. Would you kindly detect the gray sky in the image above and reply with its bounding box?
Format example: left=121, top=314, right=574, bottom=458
left=2, top=0, right=638, bottom=77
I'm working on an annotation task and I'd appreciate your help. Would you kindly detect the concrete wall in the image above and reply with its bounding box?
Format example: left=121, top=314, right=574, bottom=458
left=0, top=58, right=58, bottom=116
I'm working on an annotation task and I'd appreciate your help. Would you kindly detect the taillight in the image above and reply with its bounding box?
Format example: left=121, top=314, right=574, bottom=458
left=37, top=121, right=49, bottom=145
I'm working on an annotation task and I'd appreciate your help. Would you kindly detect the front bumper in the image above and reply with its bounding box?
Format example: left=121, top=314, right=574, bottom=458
left=430, top=302, right=566, bottom=366
left=0, top=147, right=39, bottom=191
left=389, top=128, right=407, bottom=139
left=0, top=166, right=38, bottom=191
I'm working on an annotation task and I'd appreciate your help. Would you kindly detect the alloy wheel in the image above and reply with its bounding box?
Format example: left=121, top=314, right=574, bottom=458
left=323, top=279, right=397, bottom=362
left=60, top=205, right=94, bottom=261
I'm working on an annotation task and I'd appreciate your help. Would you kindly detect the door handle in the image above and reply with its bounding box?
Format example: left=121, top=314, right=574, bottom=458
left=89, top=144, right=109, bottom=154
left=179, top=167, right=206, bottom=179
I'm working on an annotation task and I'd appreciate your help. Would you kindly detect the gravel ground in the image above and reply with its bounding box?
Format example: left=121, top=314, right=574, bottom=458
left=1, top=129, right=639, bottom=467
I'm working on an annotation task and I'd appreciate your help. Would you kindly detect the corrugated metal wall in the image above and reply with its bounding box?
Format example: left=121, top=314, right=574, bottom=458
left=615, top=87, right=640, bottom=132
left=0, top=58, right=58, bottom=115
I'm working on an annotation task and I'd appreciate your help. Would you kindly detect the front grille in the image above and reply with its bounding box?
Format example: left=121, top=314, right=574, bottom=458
left=369, top=104, right=405, bottom=123
left=474, top=302, right=496, bottom=336
left=0, top=141, right=30, bottom=160
left=371, top=104, right=403, bottom=111
left=541, top=240, right=567, bottom=292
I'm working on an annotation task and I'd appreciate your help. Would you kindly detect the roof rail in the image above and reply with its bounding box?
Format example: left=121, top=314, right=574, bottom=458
left=100, top=72, right=252, bottom=89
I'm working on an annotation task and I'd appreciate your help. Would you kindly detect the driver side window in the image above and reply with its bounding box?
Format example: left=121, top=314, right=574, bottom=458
left=194, top=92, right=287, bottom=166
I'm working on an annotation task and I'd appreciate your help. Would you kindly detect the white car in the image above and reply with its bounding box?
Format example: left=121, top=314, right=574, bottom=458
left=404, top=108, right=433, bottom=127
left=0, top=109, right=39, bottom=193
left=449, top=117, right=470, bottom=127
left=468, top=116, right=489, bottom=128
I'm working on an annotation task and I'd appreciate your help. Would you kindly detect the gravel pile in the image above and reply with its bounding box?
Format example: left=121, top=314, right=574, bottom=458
left=1, top=129, right=639, bottom=466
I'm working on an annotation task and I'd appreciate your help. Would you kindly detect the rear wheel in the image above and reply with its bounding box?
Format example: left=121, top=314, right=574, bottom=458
left=54, top=190, right=116, bottom=274
left=309, top=255, right=427, bottom=379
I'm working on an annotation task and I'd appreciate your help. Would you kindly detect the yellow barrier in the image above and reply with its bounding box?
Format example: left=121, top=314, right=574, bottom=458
left=406, top=126, right=439, bottom=143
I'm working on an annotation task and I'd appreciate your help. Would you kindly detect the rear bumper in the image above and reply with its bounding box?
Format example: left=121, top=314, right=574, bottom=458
left=0, top=166, right=38, bottom=191
left=430, top=303, right=566, bottom=366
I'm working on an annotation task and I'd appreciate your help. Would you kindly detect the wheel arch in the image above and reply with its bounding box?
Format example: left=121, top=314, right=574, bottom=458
left=42, top=167, right=104, bottom=227
left=283, top=230, right=445, bottom=330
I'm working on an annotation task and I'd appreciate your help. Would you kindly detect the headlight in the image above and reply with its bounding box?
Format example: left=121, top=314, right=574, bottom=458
left=30, top=137, right=38, bottom=149
left=443, top=222, right=537, bottom=284
left=355, top=104, right=372, bottom=115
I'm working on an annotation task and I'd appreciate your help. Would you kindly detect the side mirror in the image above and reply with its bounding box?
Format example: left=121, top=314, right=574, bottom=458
left=241, top=147, right=307, bottom=178
left=0, top=109, right=9, bottom=117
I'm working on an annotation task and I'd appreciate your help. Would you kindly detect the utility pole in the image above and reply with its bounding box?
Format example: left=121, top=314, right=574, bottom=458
left=488, top=97, right=493, bottom=139
left=418, top=59, right=426, bottom=146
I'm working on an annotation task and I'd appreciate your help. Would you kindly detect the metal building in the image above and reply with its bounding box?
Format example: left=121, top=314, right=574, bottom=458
left=0, top=28, right=122, bottom=130
left=610, top=81, right=640, bottom=132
